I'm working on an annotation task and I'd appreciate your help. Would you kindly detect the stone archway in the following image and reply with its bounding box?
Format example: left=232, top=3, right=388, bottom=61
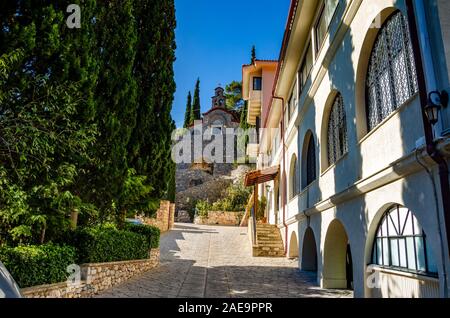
left=301, top=227, right=318, bottom=272
left=322, top=219, right=353, bottom=289
left=288, top=232, right=299, bottom=259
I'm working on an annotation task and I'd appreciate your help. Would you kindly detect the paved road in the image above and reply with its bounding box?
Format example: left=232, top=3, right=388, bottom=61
left=97, top=223, right=353, bottom=298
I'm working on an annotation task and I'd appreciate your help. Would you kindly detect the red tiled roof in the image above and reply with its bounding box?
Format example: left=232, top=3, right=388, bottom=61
left=202, top=107, right=240, bottom=123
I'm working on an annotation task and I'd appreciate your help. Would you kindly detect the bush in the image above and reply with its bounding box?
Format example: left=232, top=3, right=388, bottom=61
left=0, top=243, right=76, bottom=288
left=210, top=180, right=252, bottom=212
left=124, top=223, right=160, bottom=249
left=195, top=200, right=212, bottom=217
left=71, top=226, right=150, bottom=263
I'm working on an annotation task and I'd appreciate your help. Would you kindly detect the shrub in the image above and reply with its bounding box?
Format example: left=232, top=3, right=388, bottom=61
left=124, top=223, right=160, bottom=249
left=0, top=243, right=76, bottom=288
left=210, top=180, right=252, bottom=212
left=195, top=200, right=212, bottom=217
left=71, top=226, right=149, bottom=263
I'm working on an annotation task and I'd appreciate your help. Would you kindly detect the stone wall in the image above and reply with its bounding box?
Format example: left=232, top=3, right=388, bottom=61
left=139, top=200, right=175, bottom=233
left=194, top=211, right=244, bottom=226
left=21, top=249, right=160, bottom=298
left=176, top=178, right=233, bottom=217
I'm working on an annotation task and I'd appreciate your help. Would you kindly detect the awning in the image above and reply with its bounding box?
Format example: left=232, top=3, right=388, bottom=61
left=244, top=165, right=279, bottom=187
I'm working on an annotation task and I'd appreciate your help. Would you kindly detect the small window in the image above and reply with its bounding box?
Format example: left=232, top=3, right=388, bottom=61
left=298, top=43, right=313, bottom=98
left=288, top=79, right=298, bottom=121
left=253, top=77, right=262, bottom=91
left=315, top=0, right=339, bottom=53
left=303, top=134, right=317, bottom=188
left=211, top=126, right=222, bottom=135
left=289, top=155, right=299, bottom=199
left=327, top=93, right=348, bottom=166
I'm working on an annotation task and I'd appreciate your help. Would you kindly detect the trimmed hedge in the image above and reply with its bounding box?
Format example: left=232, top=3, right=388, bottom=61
left=72, top=227, right=150, bottom=264
left=0, top=244, right=76, bottom=288
left=124, top=223, right=160, bottom=249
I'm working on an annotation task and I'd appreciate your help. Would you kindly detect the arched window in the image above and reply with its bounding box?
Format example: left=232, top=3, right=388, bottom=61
left=371, top=205, right=437, bottom=275
left=289, top=155, right=299, bottom=199
left=327, top=93, right=348, bottom=166
left=304, top=135, right=316, bottom=188
left=366, top=11, right=418, bottom=132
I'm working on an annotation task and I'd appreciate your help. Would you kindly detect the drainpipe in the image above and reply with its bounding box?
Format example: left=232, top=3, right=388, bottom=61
left=273, top=95, right=288, bottom=255
left=411, top=0, right=443, bottom=136
left=406, top=0, right=450, bottom=297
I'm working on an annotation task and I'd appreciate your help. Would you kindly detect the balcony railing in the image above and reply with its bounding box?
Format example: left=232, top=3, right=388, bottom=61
left=248, top=90, right=263, bottom=126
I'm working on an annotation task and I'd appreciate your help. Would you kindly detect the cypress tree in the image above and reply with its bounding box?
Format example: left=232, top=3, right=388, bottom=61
left=93, top=0, right=138, bottom=218
left=251, top=45, right=256, bottom=63
left=191, top=78, right=201, bottom=121
left=183, top=91, right=192, bottom=128
left=127, top=0, right=177, bottom=205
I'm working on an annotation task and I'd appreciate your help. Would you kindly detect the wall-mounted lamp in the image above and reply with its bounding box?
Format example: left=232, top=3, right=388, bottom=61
left=425, top=90, right=448, bottom=126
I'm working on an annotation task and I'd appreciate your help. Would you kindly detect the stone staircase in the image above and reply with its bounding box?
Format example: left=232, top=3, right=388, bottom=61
left=252, top=223, right=285, bottom=257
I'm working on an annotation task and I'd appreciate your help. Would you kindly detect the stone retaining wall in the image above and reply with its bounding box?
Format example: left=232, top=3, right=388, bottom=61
left=21, top=249, right=160, bottom=298
left=138, top=200, right=175, bottom=233
left=194, top=211, right=244, bottom=226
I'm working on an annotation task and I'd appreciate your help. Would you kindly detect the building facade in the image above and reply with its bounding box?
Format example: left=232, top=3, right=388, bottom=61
left=243, top=0, right=450, bottom=298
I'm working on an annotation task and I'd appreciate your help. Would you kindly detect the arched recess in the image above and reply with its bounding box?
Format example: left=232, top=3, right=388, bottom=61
left=355, top=6, right=401, bottom=140
left=320, top=89, right=339, bottom=172
left=323, top=219, right=353, bottom=289
left=289, top=154, right=299, bottom=199
left=288, top=232, right=299, bottom=259
left=301, top=227, right=318, bottom=272
left=301, top=130, right=317, bottom=189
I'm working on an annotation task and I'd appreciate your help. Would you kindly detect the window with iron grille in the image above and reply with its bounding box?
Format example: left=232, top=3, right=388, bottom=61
left=290, top=155, right=298, bottom=199
left=327, top=93, right=348, bottom=166
left=305, top=135, right=316, bottom=187
left=366, top=11, right=418, bottom=132
left=371, top=205, right=437, bottom=276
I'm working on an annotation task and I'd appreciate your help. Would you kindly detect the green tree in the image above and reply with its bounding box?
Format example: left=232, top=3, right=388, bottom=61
left=127, top=0, right=177, bottom=209
left=224, top=81, right=244, bottom=113
left=183, top=91, right=192, bottom=128
left=0, top=50, right=97, bottom=245
left=0, top=0, right=178, bottom=237
left=191, top=78, right=201, bottom=121
left=251, top=45, right=256, bottom=63
left=91, top=0, right=138, bottom=221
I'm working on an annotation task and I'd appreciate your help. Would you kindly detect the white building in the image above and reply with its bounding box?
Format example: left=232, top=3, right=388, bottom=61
left=243, top=0, right=450, bottom=298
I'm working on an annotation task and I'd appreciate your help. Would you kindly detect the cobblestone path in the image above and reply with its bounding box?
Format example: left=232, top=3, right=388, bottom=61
left=97, top=223, right=353, bottom=298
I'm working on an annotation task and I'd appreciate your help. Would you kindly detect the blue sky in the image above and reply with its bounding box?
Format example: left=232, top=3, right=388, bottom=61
left=172, top=0, right=291, bottom=128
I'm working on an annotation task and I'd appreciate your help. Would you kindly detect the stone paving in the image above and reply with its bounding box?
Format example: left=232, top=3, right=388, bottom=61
left=97, top=223, right=353, bottom=298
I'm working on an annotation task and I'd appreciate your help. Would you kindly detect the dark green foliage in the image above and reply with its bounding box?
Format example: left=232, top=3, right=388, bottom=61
left=191, top=78, right=201, bottom=121
left=0, top=244, right=76, bottom=288
left=184, top=91, right=192, bottom=128
left=251, top=45, right=256, bottom=63
left=0, top=50, right=98, bottom=245
left=0, top=0, right=177, bottom=244
left=124, top=223, right=160, bottom=249
left=240, top=101, right=249, bottom=129
left=127, top=0, right=177, bottom=208
left=70, top=225, right=149, bottom=264
left=166, top=160, right=176, bottom=203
